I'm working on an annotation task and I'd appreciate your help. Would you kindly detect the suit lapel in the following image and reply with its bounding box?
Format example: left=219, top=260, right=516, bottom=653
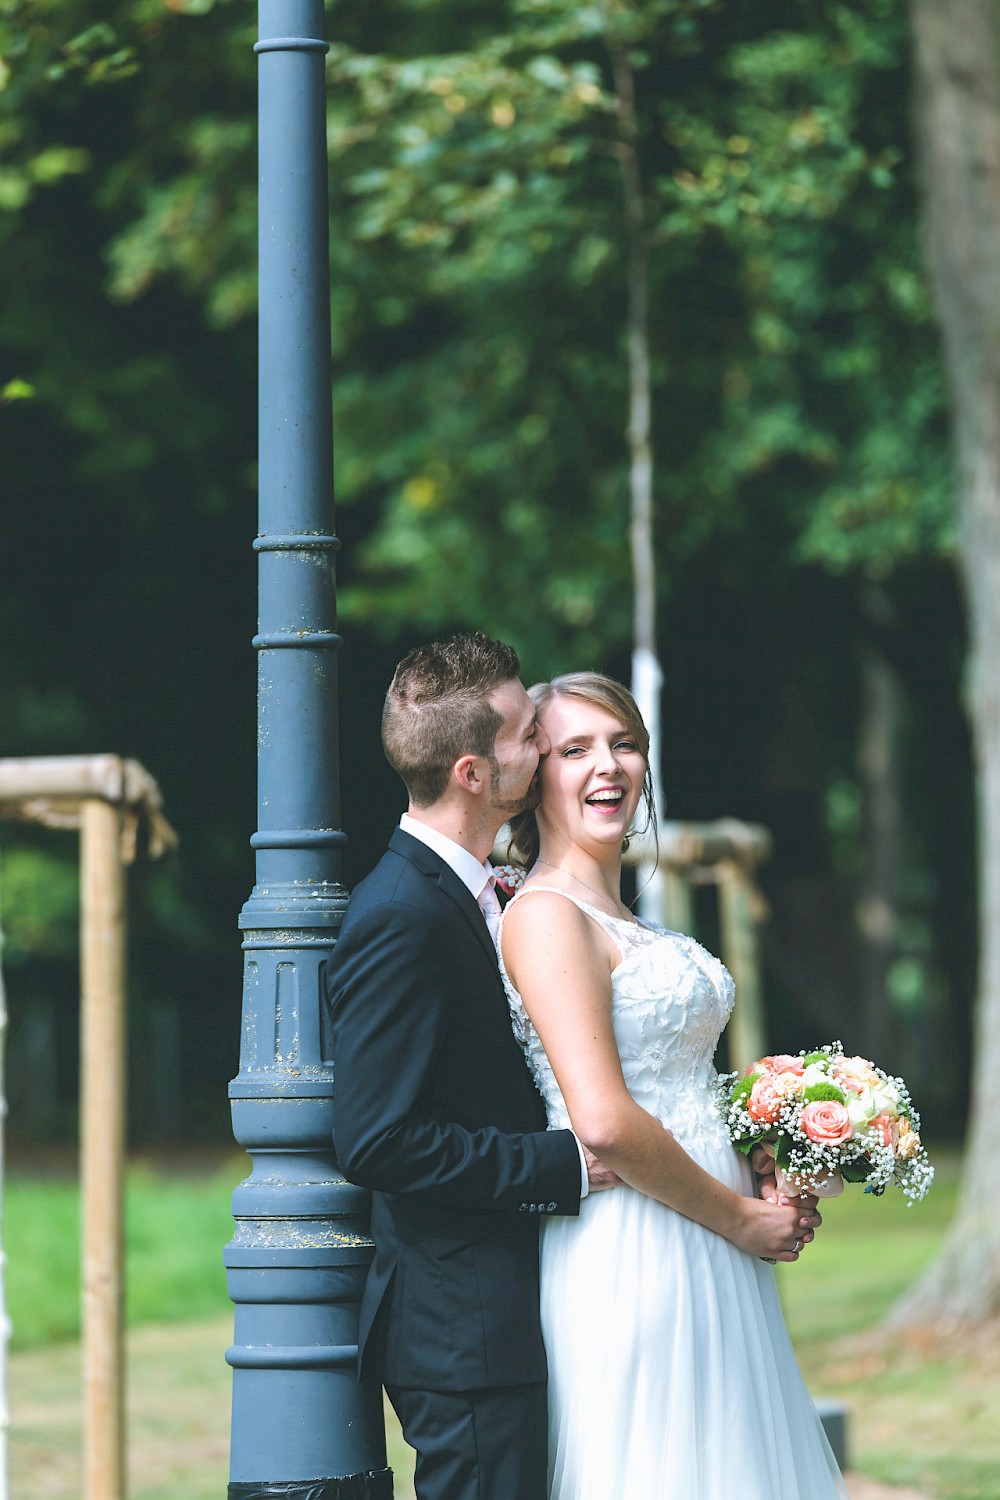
left=388, top=827, right=499, bottom=966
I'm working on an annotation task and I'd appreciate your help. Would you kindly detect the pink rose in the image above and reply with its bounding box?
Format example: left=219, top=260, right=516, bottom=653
left=772, top=1069, right=805, bottom=1099
left=869, top=1114, right=898, bottom=1149
left=834, top=1069, right=868, bottom=1096
left=747, top=1076, right=783, bottom=1125
left=760, top=1053, right=805, bottom=1076
left=800, top=1100, right=852, bottom=1145
left=838, top=1055, right=879, bottom=1087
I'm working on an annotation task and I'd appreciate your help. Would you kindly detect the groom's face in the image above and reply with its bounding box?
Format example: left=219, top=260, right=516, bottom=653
left=485, top=679, right=550, bottom=820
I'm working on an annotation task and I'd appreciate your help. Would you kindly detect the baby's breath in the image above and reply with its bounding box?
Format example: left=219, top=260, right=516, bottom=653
left=716, top=1042, right=934, bottom=1203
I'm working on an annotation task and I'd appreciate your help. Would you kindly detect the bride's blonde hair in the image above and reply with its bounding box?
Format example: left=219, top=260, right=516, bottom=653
left=505, top=672, right=658, bottom=869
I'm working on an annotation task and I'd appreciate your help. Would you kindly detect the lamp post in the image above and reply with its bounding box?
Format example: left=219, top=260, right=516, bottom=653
left=224, top=3, right=390, bottom=1494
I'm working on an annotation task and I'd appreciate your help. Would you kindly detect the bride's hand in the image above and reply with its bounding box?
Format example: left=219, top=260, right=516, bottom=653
left=749, top=1142, right=777, bottom=1197
left=750, top=1144, right=822, bottom=1247
left=734, top=1196, right=812, bottom=1263
left=750, top=1145, right=779, bottom=1208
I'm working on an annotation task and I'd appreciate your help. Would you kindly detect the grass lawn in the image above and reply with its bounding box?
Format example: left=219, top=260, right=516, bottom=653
left=6, top=1147, right=997, bottom=1500
left=776, top=1150, right=1000, bottom=1500
left=4, top=1153, right=242, bottom=1350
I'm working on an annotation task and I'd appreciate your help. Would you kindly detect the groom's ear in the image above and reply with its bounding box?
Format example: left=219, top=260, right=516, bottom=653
left=453, top=753, right=487, bottom=795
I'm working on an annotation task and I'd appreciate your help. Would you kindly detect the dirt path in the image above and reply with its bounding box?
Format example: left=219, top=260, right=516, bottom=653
left=846, top=1482, right=929, bottom=1500
left=10, top=1318, right=933, bottom=1500
left=11, top=1319, right=231, bottom=1500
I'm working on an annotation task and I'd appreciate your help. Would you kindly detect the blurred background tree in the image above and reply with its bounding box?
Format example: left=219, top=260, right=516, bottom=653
left=0, top=0, right=972, bottom=1196
left=887, top=0, right=1000, bottom=1322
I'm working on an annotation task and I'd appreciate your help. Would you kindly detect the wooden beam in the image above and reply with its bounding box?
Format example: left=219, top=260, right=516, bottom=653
left=80, top=798, right=127, bottom=1500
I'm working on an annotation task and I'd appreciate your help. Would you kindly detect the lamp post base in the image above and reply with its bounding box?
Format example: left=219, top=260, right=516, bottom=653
left=228, top=1473, right=393, bottom=1499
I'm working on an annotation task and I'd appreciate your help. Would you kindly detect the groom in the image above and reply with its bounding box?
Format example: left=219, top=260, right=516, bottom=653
left=327, top=633, right=614, bottom=1500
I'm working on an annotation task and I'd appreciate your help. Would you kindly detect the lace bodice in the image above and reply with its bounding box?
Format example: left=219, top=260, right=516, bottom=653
left=497, top=887, right=736, bottom=1155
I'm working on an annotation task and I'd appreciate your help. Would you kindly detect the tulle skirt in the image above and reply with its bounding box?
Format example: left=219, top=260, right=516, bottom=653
left=539, top=1139, right=849, bottom=1500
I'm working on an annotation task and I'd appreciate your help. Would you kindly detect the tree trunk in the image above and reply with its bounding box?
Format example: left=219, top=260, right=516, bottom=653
left=893, top=0, right=1000, bottom=1321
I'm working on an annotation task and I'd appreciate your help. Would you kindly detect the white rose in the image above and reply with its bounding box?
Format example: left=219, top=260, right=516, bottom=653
left=871, top=1080, right=901, bottom=1117
left=846, top=1085, right=876, bottom=1130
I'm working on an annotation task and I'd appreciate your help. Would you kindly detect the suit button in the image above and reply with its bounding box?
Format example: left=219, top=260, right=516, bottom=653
left=519, top=1203, right=528, bottom=1212
left=547, top=1201, right=557, bottom=1212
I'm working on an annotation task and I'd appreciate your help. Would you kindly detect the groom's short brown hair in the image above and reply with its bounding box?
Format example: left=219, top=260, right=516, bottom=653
left=382, top=632, right=521, bottom=807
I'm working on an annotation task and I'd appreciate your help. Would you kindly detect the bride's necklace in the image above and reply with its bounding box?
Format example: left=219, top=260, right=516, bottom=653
left=533, top=858, right=624, bottom=913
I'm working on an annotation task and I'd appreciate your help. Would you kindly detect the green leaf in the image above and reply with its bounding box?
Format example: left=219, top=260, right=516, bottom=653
left=1, top=377, right=34, bottom=402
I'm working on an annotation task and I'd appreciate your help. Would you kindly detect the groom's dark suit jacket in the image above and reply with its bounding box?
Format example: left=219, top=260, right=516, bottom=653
left=327, top=826, right=582, bottom=1391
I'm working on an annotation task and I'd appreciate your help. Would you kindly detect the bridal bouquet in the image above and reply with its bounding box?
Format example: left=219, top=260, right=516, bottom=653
left=717, top=1042, right=934, bottom=1203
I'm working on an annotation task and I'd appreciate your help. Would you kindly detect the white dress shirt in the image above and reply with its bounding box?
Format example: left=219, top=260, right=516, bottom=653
left=399, top=814, right=589, bottom=1198
left=400, top=813, right=496, bottom=907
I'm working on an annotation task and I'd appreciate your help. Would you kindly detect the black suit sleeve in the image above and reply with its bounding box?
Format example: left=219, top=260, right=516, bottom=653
left=328, top=898, right=582, bottom=1214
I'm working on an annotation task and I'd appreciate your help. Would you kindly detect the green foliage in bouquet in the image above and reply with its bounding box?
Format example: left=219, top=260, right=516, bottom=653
left=802, top=1082, right=848, bottom=1105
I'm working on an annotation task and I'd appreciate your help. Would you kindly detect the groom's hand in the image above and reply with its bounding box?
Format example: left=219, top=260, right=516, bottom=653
left=584, top=1147, right=622, bottom=1193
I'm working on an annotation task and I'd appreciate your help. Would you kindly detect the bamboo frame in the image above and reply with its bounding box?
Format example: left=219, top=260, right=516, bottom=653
left=718, top=862, right=767, bottom=1073
left=80, top=798, right=127, bottom=1500
left=0, top=756, right=174, bottom=1500
left=624, top=818, right=771, bottom=1070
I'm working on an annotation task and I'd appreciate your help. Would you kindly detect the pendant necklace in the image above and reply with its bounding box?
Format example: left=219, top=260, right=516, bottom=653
left=533, top=858, right=627, bottom=915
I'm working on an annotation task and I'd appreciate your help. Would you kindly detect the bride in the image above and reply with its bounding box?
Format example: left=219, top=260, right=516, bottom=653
left=497, top=672, right=849, bottom=1500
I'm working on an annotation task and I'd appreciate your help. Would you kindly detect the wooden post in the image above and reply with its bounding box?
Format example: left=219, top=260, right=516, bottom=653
left=80, top=798, right=127, bottom=1500
left=661, top=868, right=693, bottom=935
left=719, top=863, right=766, bottom=1073
left=0, top=755, right=172, bottom=1498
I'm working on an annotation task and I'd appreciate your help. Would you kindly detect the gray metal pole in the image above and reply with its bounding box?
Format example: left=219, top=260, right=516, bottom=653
left=224, top=2, right=390, bottom=1494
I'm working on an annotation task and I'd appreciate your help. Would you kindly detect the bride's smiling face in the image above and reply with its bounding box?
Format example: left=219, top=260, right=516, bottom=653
left=535, top=695, right=647, bottom=851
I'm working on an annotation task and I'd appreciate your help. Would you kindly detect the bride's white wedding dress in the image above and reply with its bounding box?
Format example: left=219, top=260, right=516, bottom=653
left=498, top=888, right=849, bottom=1500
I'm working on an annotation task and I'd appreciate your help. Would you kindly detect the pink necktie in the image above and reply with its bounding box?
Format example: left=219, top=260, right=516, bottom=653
left=477, top=878, right=502, bottom=945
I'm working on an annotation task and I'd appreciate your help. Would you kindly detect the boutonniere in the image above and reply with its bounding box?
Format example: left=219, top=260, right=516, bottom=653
left=492, top=863, right=527, bottom=900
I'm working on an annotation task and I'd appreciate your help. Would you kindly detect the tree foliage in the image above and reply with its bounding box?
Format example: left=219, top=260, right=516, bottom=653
left=0, top=0, right=972, bottom=1143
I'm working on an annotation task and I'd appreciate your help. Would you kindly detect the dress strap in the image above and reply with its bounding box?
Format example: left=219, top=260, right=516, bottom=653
left=503, top=883, right=638, bottom=938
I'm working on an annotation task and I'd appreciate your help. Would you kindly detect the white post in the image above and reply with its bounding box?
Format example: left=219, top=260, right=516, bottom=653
left=80, top=798, right=127, bottom=1500
left=632, top=646, right=671, bottom=925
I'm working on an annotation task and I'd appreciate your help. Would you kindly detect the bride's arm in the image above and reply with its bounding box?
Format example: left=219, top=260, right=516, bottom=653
left=502, top=894, right=813, bottom=1263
